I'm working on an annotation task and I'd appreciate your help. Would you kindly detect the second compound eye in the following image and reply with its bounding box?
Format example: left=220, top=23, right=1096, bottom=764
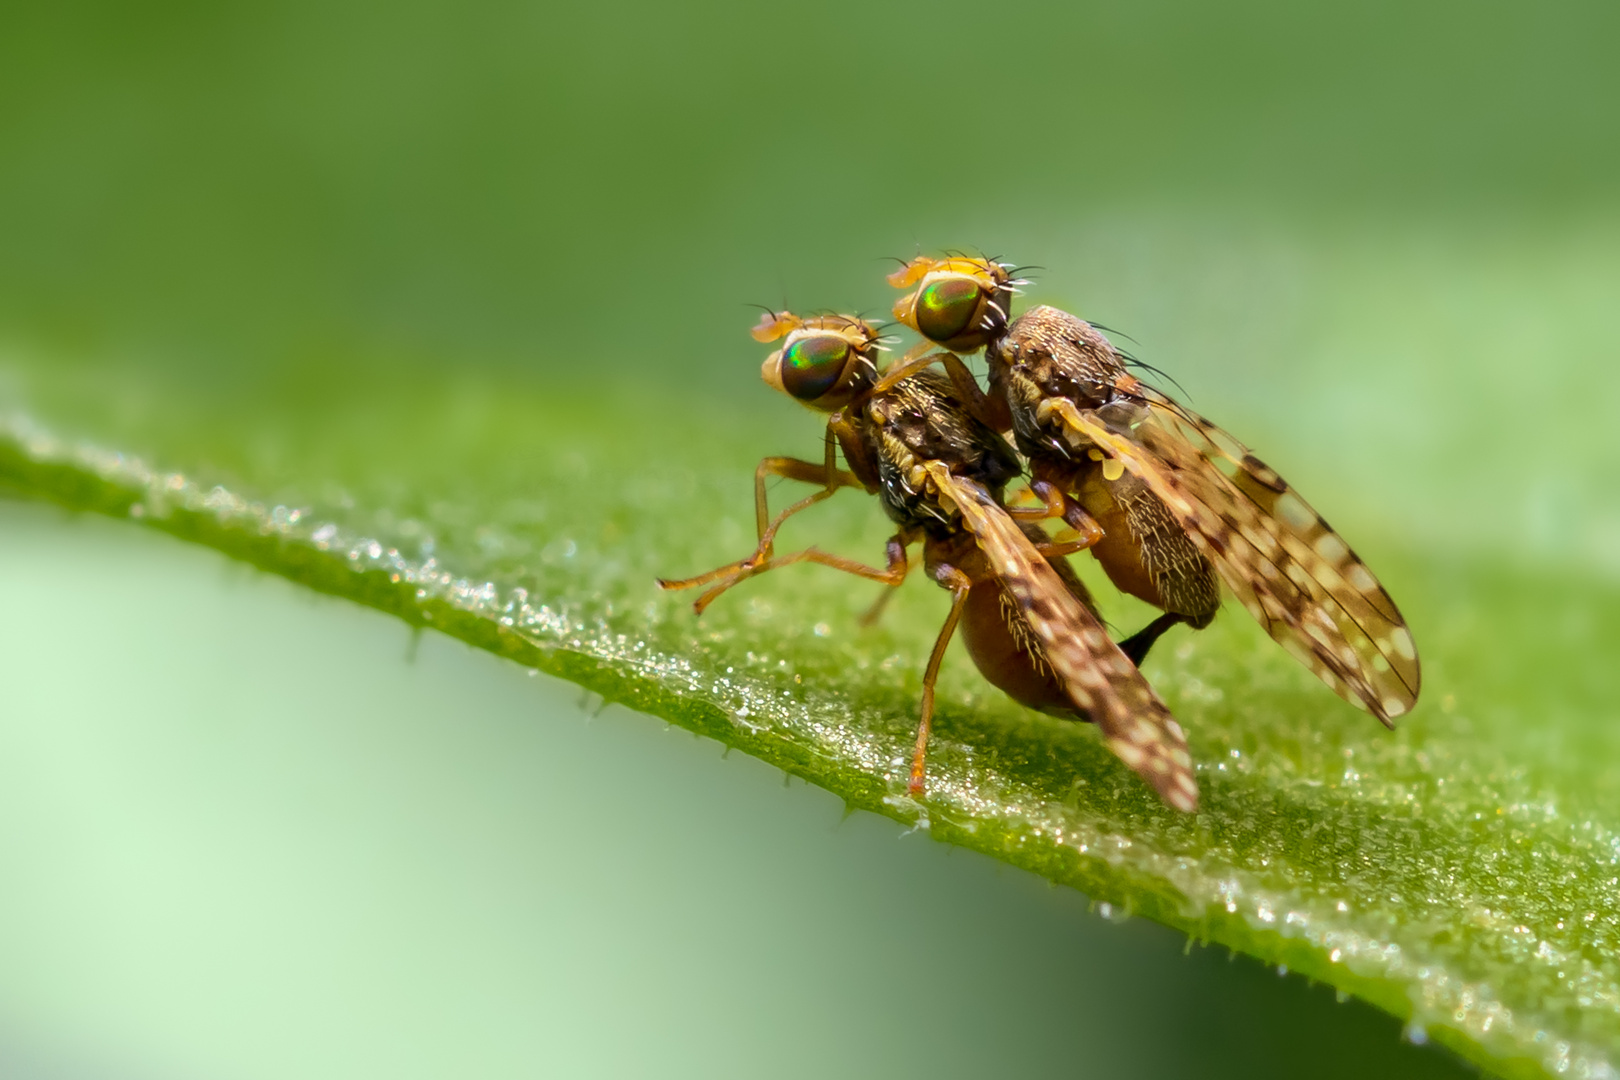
left=915, top=277, right=984, bottom=344
left=780, top=334, right=850, bottom=401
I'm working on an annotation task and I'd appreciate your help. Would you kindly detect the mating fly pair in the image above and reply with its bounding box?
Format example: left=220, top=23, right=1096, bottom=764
left=657, top=309, right=1198, bottom=811
left=660, top=257, right=1421, bottom=812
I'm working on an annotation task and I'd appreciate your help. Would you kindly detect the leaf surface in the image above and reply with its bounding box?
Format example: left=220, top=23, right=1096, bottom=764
left=3, top=350, right=1617, bottom=1080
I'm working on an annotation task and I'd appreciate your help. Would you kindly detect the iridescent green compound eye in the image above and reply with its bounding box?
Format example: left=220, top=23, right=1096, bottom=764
left=915, top=277, right=982, bottom=343
left=780, top=334, right=850, bottom=401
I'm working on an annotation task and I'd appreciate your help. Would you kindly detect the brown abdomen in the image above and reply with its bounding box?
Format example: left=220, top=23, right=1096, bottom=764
left=1077, top=468, right=1220, bottom=626
left=959, top=540, right=1098, bottom=723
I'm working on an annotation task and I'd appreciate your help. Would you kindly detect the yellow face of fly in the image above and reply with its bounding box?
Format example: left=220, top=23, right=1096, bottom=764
left=752, top=311, right=882, bottom=412
left=888, top=256, right=1013, bottom=353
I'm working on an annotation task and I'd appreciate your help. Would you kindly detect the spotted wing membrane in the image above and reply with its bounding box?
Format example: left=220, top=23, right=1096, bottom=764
left=924, top=461, right=1200, bottom=811
left=1049, top=393, right=1420, bottom=724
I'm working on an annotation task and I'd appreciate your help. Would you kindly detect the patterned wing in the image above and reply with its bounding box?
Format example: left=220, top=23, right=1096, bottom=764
left=923, top=461, right=1199, bottom=812
left=1046, top=395, right=1420, bottom=724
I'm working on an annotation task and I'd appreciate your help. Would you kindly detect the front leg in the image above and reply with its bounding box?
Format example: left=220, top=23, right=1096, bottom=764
left=659, top=427, right=860, bottom=594
left=869, top=347, right=1011, bottom=432
left=752, top=425, right=862, bottom=539
left=687, top=536, right=910, bottom=616
left=935, top=352, right=1011, bottom=432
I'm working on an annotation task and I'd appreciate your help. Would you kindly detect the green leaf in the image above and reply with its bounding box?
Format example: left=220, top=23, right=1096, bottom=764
left=2, top=305, right=1616, bottom=1079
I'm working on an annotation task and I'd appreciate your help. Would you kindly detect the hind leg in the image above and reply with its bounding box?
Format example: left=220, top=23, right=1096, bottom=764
left=1117, top=612, right=1190, bottom=666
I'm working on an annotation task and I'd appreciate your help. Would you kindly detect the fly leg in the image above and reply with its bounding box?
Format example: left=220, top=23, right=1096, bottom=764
left=683, top=537, right=910, bottom=616
left=909, top=563, right=972, bottom=797
left=1028, top=451, right=1218, bottom=668
left=750, top=425, right=863, bottom=541
left=856, top=536, right=913, bottom=627
left=658, top=428, right=860, bottom=595
left=935, top=352, right=1011, bottom=432
left=868, top=340, right=943, bottom=395
left=1117, top=612, right=1190, bottom=667
left=868, top=346, right=1010, bottom=432
left=1007, top=480, right=1104, bottom=546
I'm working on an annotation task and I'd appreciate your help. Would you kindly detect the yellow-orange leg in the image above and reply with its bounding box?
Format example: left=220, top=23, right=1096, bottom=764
left=657, top=430, right=860, bottom=599
left=869, top=340, right=939, bottom=394
left=934, top=352, right=1010, bottom=433
left=857, top=585, right=897, bottom=628
left=1007, top=480, right=1104, bottom=546
left=908, top=564, right=972, bottom=797
left=857, top=536, right=913, bottom=627
left=1032, top=536, right=1093, bottom=559
left=1004, top=478, right=1067, bottom=520
left=870, top=346, right=1010, bottom=432
left=686, top=539, right=910, bottom=616
left=751, top=433, right=861, bottom=540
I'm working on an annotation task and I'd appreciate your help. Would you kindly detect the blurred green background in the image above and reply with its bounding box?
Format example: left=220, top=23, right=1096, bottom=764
left=3, top=0, right=1617, bottom=566
left=2, top=0, right=1617, bottom=1076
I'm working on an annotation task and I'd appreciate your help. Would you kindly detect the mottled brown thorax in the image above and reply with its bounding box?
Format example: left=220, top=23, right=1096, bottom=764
left=989, top=305, right=1131, bottom=462
left=856, top=370, right=1021, bottom=536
